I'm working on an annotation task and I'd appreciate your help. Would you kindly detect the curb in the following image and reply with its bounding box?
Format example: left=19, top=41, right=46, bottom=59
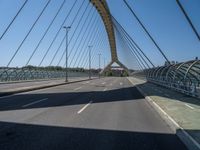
left=127, top=77, right=200, bottom=150
left=0, top=78, right=94, bottom=97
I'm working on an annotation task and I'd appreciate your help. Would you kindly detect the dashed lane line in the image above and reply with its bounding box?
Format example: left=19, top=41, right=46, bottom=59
left=22, top=98, right=48, bottom=108
left=73, top=87, right=82, bottom=91
left=77, top=101, right=93, bottom=114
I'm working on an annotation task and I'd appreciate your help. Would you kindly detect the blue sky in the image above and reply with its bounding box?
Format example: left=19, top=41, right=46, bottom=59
left=107, top=0, right=200, bottom=68
left=0, top=0, right=199, bottom=69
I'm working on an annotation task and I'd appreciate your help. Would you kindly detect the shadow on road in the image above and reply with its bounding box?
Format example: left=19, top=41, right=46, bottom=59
left=136, top=81, right=200, bottom=106
left=0, top=121, right=188, bottom=150
left=0, top=86, right=144, bottom=111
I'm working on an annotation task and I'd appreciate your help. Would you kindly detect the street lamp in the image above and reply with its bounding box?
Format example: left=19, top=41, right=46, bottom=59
left=88, top=46, right=92, bottom=79
left=63, top=26, right=71, bottom=82
left=98, top=53, right=101, bottom=78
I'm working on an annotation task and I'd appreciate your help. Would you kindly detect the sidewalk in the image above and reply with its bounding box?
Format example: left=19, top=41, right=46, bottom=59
left=128, top=77, right=200, bottom=150
left=0, top=77, right=92, bottom=97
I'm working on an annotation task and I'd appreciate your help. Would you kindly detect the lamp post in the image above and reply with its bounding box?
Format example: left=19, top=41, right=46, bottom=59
left=98, top=53, right=101, bottom=78
left=88, top=46, right=92, bottom=79
left=63, top=26, right=71, bottom=82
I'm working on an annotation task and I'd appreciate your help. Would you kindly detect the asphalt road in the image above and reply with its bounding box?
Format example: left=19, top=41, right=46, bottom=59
left=0, top=76, right=90, bottom=93
left=0, top=77, right=187, bottom=150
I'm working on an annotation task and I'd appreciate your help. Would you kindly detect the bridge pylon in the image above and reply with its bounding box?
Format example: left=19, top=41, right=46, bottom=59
left=90, top=0, right=129, bottom=75
left=100, top=60, right=129, bottom=75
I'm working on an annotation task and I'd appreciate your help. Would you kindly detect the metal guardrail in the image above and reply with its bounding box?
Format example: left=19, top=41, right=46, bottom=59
left=133, top=59, right=200, bottom=98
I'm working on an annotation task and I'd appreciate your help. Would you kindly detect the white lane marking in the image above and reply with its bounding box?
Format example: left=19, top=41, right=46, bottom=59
left=22, top=98, right=48, bottom=108
left=83, top=81, right=90, bottom=85
left=77, top=101, right=92, bottom=114
left=73, top=86, right=82, bottom=91
left=185, top=104, right=194, bottom=110
left=120, top=82, right=123, bottom=85
left=103, top=88, right=107, bottom=91
left=102, top=82, right=106, bottom=85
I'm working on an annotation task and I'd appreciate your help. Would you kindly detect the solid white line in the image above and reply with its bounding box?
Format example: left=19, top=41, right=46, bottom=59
left=22, top=98, right=48, bottom=108
left=185, top=104, right=194, bottom=110
left=73, top=87, right=82, bottom=91
left=103, top=88, right=107, bottom=91
left=77, top=101, right=92, bottom=114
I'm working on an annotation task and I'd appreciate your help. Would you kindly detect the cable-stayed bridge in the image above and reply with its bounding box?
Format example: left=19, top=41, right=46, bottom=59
left=0, top=0, right=199, bottom=150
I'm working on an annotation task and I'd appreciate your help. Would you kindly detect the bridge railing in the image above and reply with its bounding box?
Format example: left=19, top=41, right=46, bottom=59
left=133, top=59, right=200, bottom=99
left=0, top=68, right=97, bottom=83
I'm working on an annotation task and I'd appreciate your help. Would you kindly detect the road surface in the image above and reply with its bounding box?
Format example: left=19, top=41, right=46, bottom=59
left=0, top=77, right=187, bottom=150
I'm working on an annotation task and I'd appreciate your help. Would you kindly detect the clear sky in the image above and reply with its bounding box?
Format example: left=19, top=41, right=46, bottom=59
left=107, top=0, right=200, bottom=68
left=0, top=0, right=199, bottom=69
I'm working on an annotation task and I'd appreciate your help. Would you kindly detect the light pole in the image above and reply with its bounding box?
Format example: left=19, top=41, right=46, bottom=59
left=63, top=26, right=71, bottom=82
left=88, top=46, right=92, bottom=79
left=98, top=53, right=101, bottom=78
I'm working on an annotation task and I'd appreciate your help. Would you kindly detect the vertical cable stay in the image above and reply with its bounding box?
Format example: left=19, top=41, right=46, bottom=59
left=117, top=33, right=143, bottom=70
left=117, top=32, right=145, bottom=70
left=0, top=0, right=28, bottom=41
left=60, top=13, right=99, bottom=67
left=113, top=20, right=149, bottom=69
left=68, top=2, right=90, bottom=46
left=82, top=26, right=104, bottom=69
left=76, top=20, right=101, bottom=68
left=52, top=1, right=91, bottom=66
left=117, top=29, right=145, bottom=70
left=7, top=0, right=51, bottom=67
left=50, top=7, right=95, bottom=66
left=115, top=22, right=149, bottom=69
left=112, top=17, right=145, bottom=70
left=68, top=8, right=95, bottom=67
left=176, top=0, right=200, bottom=41
left=39, top=0, right=87, bottom=66
left=113, top=21, right=150, bottom=69
left=25, top=0, right=66, bottom=66
left=112, top=16, right=155, bottom=68
left=68, top=7, right=93, bottom=58
left=35, top=0, right=79, bottom=66
left=123, top=0, right=170, bottom=64
left=70, top=16, right=99, bottom=68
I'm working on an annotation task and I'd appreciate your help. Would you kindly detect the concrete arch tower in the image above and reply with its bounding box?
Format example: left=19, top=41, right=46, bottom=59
left=90, top=0, right=129, bottom=74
